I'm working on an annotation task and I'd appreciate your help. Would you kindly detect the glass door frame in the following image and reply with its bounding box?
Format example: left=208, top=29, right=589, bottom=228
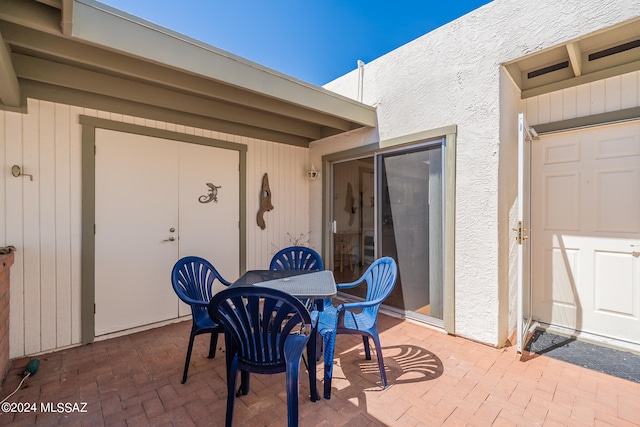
left=321, top=124, right=457, bottom=333
left=375, top=139, right=445, bottom=326
left=327, top=154, right=377, bottom=281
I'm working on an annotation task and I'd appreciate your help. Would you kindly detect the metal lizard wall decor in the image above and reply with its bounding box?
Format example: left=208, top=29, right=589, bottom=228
left=199, top=183, right=221, bottom=203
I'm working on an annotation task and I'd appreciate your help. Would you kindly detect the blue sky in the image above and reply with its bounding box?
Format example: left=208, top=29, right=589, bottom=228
left=100, top=0, right=492, bottom=86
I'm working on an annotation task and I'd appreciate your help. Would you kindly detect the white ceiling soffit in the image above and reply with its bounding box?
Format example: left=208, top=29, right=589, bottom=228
left=0, top=0, right=376, bottom=146
left=505, top=18, right=640, bottom=99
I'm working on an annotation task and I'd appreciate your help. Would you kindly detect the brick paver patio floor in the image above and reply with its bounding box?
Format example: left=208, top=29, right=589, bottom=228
left=1, top=313, right=639, bottom=426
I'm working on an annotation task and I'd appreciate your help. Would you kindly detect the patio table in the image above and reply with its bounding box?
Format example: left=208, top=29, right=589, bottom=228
left=232, top=269, right=337, bottom=301
left=229, top=269, right=337, bottom=402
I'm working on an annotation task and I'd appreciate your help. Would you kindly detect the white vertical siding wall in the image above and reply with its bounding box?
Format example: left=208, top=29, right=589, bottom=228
left=525, top=71, right=640, bottom=126
left=245, top=135, right=312, bottom=268
left=0, top=99, right=310, bottom=358
left=1, top=100, right=83, bottom=358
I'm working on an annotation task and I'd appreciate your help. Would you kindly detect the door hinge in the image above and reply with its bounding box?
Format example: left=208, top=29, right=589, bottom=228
left=94, top=303, right=96, bottom=314
left=513, top=221, right=530, bottom=245
left=94, top=224, right=96, bottom=235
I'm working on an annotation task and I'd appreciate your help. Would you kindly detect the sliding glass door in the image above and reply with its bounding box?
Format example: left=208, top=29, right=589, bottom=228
left=329, top=139, right=445, bottom=326
left=378, top=141, right=444, bottom=324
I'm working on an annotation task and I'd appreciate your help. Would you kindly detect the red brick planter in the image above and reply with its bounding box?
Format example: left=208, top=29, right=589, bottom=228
left=0, top=251, right=14, bottom=385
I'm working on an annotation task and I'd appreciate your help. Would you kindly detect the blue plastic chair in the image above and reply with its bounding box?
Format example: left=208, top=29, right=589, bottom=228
left=270, top=246, right=324, bottom=271
left=317, top=256, right=397, bottom=399
left=271, top=245, right=325, bottom=314
left=209, top=286, right=318, bottom=427
left=171, top=256, right=231, bottom=384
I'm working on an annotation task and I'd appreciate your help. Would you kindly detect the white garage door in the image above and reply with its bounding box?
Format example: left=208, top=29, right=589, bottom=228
left=532, top=120, right=640, bottom=346
left=94, top=129, right=239, bottom=336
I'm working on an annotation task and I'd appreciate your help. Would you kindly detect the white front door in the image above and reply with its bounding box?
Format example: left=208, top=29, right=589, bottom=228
left=532, top=120, right=640, bottom=346
left=176, top=141, right=240, bottom=315
left=94, top=129, right=239, bottom=335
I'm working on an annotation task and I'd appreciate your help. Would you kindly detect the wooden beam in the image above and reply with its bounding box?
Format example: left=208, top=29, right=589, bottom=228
left=1, top=21, right=359, bottom=132
left=0, top=0, right=60, bottom=34
left=566, top=42, right=582, bottom=77
left=522, top=59, right=640, bottom=98
left=72, top=0, right=377, bottom=127
left=61, top=0, right=73, bottom=36
left=0, top=29, right=20, bottom=107
left=23, top=80, right=313, bottom=146
left=13, top=54, right=325, bottom=140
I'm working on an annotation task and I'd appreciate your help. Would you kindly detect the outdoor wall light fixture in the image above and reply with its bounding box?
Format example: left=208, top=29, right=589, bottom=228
left=307, top=164, right=319, bottom=180
left=11, top=165, right=33, bottom=181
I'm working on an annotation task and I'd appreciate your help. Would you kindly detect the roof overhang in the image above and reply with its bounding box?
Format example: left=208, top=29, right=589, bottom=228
left=505, top=17, right=640, bottom=99
left=0, top=0, right=377, bottom=146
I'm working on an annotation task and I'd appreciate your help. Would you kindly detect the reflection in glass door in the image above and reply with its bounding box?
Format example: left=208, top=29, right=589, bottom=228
left=379, top=142, right=444, bottom=324
left=331, top=158, right=375, bottom=286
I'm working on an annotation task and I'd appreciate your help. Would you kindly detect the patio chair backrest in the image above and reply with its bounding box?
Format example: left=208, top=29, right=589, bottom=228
left=360, top=256, right=397, bottom=316
left=209, top=285, right=316, bottom=426
left=209, top=286, right=313, bottom=370
left=171, top=256, right=230, bottom=321
left=270, top=246, right=324, bottom=271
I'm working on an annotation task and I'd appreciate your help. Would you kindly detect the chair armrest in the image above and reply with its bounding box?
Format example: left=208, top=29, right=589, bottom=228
left=219, top=276, right=232, bottom=287
left=336, top=279, right=364, bottom=290
left=177, top=295, right=209, bottom=307
left=284, top=334, right=311, bottom=363
left=336, top=299, right=379, bottom=312
left=334, top=300, right=379, bottom=327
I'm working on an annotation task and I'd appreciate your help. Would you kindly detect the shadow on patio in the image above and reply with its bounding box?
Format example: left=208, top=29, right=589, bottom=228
left=1, top=314, right=639, bottom=426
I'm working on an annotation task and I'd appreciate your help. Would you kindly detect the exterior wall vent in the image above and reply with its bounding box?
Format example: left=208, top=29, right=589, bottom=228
left=527, top=61, right=569, bottom=79
left=588, top=39, right=640, bottom=61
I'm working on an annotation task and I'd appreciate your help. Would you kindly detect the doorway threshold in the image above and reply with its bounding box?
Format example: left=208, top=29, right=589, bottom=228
left=525, top=330, right=640, bottom=384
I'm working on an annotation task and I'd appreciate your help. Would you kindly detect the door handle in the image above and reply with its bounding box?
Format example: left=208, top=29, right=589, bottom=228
left=164, top=235, right=176, bottom=242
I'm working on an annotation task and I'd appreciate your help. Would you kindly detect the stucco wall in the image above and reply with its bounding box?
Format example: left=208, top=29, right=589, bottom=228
left=315, top=0, right=640, bottom=346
